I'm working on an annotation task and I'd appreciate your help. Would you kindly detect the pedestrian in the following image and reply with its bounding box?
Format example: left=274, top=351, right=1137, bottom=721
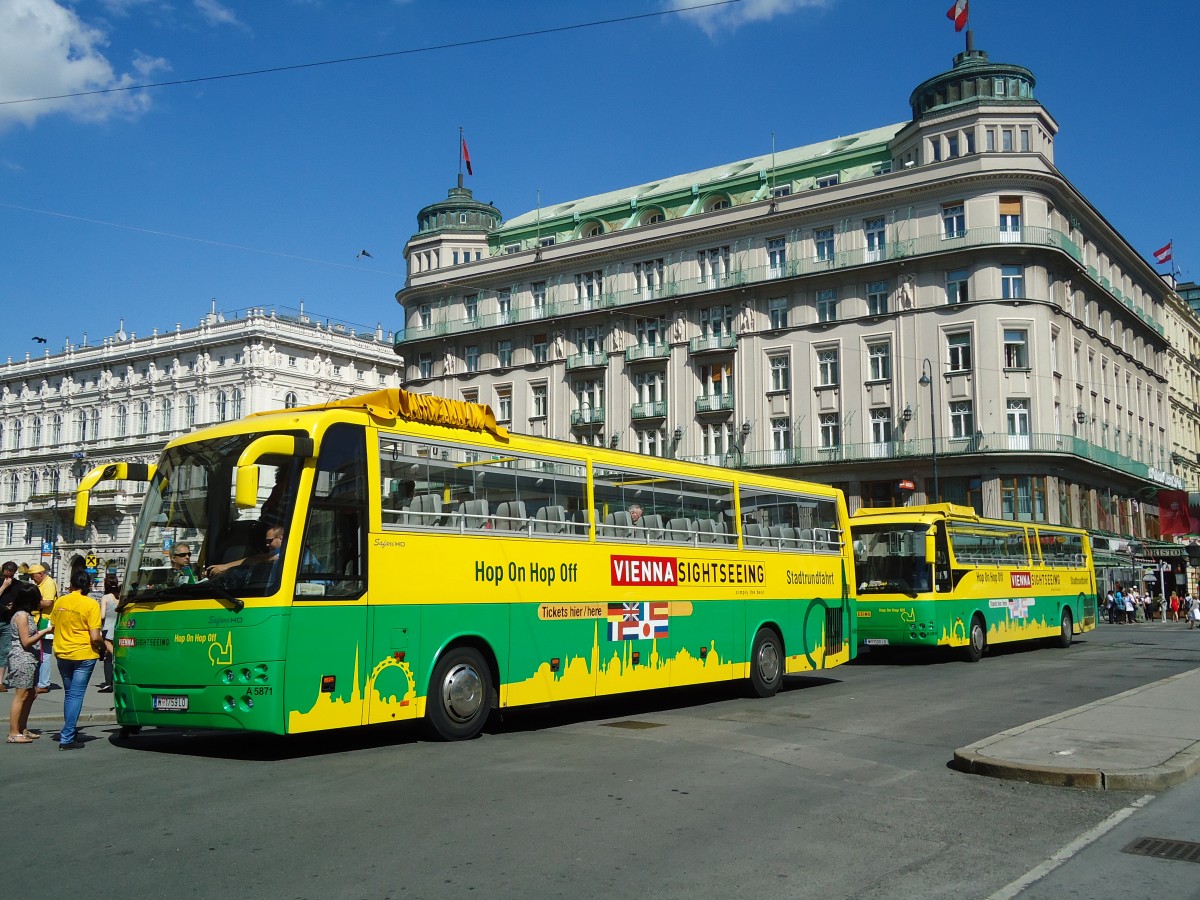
left=27, top=563, right=57, bottom=692
left=1169, top=591, right=1181, bottom=623
left=96, top=574, right=120, bottom=693
left=52, top=568, right=103, bottom=750
left=5, top=582, right=52, bottom=743
left=0, top=560, right=18, bottom=690
left=1113, top=585, right=1125, bottom=624
left=1124, top=590, right=1135, bottom=624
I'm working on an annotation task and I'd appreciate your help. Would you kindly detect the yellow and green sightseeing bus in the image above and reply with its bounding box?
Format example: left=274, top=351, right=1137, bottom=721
left=850, top=504, right=1097, bottom=661
left=76, top=389, right=855, bottom=740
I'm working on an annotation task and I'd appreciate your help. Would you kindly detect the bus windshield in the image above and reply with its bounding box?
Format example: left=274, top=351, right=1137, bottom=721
left=852, top=523, right=932, bottom=596
left=124, top=432, right=303, bottom=603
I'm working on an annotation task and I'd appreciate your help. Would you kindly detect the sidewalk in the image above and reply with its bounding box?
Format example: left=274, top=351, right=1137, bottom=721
left=954, top=667, right=1200, bottom=791
left=18, top=677, right=119, bottom=728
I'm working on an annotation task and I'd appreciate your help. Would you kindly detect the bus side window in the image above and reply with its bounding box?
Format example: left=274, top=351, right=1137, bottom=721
left=301, top=423, right=367, bottom=599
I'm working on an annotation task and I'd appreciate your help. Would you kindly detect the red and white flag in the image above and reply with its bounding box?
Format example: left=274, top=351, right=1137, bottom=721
left=1153, top=241, right=1173, bottom=265
left=461, top=135, right=473, bottom=177
left=946, top=0, right=968, bottom=32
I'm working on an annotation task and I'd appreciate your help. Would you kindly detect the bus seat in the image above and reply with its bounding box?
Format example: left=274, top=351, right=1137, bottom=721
left=452, top=499, right=490, bottom=530
left=601, top=510, right=634, bottom=539
left=217, top=519, right=261, bottom=563
left=799, top=528, right=815, bottom=551
left=743, top=523, right=765, bottom=547
left=404, top=493, right=445, bottom=527
left=770, top=525, right=799, bottom=549
left=696, top=519, right=719, bottom=543
left=641, top=513, right=664, bottom=541
left=666, top=518, right=694, bottom=542
left=568, top=508, right=589, bottom=535
left=494, top=500, right=527, bottom=531
left=533, top=505, right=567, bottom=534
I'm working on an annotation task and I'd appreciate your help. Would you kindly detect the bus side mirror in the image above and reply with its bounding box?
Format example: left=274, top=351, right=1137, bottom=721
left=74, top=462, right=155, bottom=527
left=234, top=434, right=315, bottom=509
left=925, top=532, right=936, bottom=565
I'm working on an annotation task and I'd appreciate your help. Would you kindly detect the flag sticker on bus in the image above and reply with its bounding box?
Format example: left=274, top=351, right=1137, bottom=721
left=1011, top=571, right=1032, bottom=589
left=607, top=602, right=669, bottom=641
left=610, top=555, right=678, bottom=586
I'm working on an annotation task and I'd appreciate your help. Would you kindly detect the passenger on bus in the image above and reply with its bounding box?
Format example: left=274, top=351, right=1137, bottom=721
left=205, top=524, right=321, bottom=581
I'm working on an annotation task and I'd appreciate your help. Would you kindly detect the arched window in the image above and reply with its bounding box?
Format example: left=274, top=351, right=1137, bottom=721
left=12, top=419, right=21, bottom=451
left=137, top=401, right=150, bottom=434
left=31, top=417, right=42, bottom=447
left=51, top=414, right=62, bottom=444
left=639, top=209, right=665, bottom=227
left=8, top=473, right=18, bottom=503
left=159, top=398, right=173, bottom=432
left=0, top=423, right=5, bottom=452
left=704, top=196, right=730, bottom=213
left=231, top=388, right=242, bottom=419
left=74, top=410, right=87, bottom=443
left=284, top=391, right=298, bottom=409
left=89, top=408, right=100, bottom=441
left=185, top=394, right=196, bottom=427
left=30, top=471, right=39, bottom=496
left=216, top=391, right=228, bottom=422
left=116, top=405, right=128, bottom=438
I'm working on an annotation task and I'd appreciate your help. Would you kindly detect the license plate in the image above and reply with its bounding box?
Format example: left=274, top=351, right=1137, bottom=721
left=153, top=695, right=189, bottom=712
left=864, top=639, right=890, bottom=646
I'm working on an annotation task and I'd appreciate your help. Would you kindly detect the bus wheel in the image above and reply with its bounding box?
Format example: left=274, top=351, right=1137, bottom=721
left=1056, top=609, right=1073, bottom=649
left=427, top=647, right=492, bottom=741
left=748, top=627, right=784, bottom=698
left=965, top=615, right=986, bottom=663
left=117, top=726, right=141, bottom=740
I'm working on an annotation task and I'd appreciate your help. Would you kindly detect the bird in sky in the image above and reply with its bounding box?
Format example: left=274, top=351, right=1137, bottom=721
left=32, top=336, right=47, bottom=343
left=356, top=250, right=373, bottom=259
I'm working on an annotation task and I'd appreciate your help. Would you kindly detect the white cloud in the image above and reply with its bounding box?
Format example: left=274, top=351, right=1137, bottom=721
left=193, top=0, right=242, bottom=28
left=0, top=0, right=169, bottom=131
left=668, top=0, right=830, bottom=37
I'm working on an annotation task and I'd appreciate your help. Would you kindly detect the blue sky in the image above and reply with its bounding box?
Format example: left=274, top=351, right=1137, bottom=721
left=1, top=0, right=1196, bottom=352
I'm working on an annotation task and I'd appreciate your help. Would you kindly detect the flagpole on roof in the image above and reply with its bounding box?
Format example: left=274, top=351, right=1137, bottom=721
left=457, top=126, right=463, bottom=189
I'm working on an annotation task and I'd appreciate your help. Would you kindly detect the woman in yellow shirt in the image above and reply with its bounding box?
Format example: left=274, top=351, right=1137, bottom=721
left=52, top=569, right=102, bottom=751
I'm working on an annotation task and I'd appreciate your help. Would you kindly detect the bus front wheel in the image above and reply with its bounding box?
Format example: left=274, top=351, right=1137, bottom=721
left=965, top=615, right=986, bottom=663
left=1056, top=609, right=1073, bottom=649
left=748, top=627, right=784, bottom=698
left=426, top=646, right=492, bottom=741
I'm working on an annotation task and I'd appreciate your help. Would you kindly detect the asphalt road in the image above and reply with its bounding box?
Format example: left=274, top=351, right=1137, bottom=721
left=7, top=620, right=1200, bottom=900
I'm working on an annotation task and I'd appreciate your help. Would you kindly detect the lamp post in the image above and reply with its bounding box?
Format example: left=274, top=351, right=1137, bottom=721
left=917, top=357, right=939, bottom=503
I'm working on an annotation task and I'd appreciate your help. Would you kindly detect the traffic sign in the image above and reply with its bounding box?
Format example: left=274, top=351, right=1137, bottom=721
left=86, top=553, right=99, bottom=569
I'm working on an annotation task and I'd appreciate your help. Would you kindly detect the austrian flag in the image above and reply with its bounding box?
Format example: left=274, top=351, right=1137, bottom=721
left=946, top=0, right=968, bottom=32
left=1153, top=241, right=1173, bottom=265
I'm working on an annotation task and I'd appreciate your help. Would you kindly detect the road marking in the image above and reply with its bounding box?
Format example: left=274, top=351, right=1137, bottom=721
left=986, top=793, right=1155, bottom=899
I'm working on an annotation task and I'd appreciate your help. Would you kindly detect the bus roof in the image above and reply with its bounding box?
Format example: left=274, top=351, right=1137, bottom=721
left=250, top=388, right=509, bottom=439
left=851, top=504, right=1088, bottom=537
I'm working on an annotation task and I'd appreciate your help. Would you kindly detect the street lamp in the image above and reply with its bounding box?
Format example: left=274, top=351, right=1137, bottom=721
left=917, top=358, right=939, bottom=502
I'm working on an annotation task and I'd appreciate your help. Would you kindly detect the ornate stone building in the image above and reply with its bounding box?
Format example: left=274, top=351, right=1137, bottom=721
left=0, top=306, right=402, bottom=584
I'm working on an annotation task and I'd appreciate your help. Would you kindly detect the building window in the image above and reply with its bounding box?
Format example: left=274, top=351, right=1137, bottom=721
left=186, top=394, right=196, bottom=427
left=819, top=413, right=841, bottom=449
left=497, top=290, right=512, bottom=323
left=115, top=405, right=127, bottom=438
left=531, top=281, right=547, bottom=315
left=700, top=422, right=735, bottom=463
left=1002, top=129, right=1014, bottom=152
left=497, top=340, right=513, bottom=368
left=494, top=387, right=512, bottom=423
left=418, top=353, right=432, bottom=379
left=864, top=217, right=886, bottom=261
left=231, top=389, right=242, bottom=419
left=575, top=325, right=602, bottom=355
left=1006, top=399, right=1031, bottom=449
left=532, top=333, right=548, bottom=364
left=999, top=196, right=1022, bottom=241
left=539, top=236, right=555, bottom=248
left=464, top=295, right=478, bottom=321
left=1020, top=129, right=1030, bottom=152
left=817, top=348, right=840, bottom=387
left=942, top=203, right=965, bottom=238
left=986, top=129, right=996, bottom=152
left=531, top=383, right=547, bottom=418
left=816, top=288, right=838, bottom=322
left=869, top=409, right=892, bottom=446
left=945, top=268, right=970, bottom=304
left=465, top=345, right=479, bottom=373
left=767, top=237, right=787, bottom=278
left=814, top=227, right=834, bottom=261
left=635, top=428, right=665, bottom=457
left=930, top=137, right=942, bottom=162
left=700, top=305, right=733, bottom=337
left=768, top=354, right=790, bottom=392
left=768, top=297, right=788, bottom=330
left=866, top=280, right=889, bottom=315
left=965, top=131, right=976, bottom=154
left=635, top=259, right=665, bottom=298
left=1001, top=265, right=1025, bottom=299
left=159, top=398, right=172, bottom=432
left=867, top=341, right=891, bottom=381
left=51, top=414, right=62, bottom=445
left=284, top=392, right=298, bottom=409
left=770, top=418, right=791, bottom=463
left=947, top=332, right=973, bottom=372
left=574, top=379, right=604, bottom=421
left=31, top=417, right=42, bottom=447
left=1000, top=475, right=1046, bottom=522
left=632, top=371, right=664, bottom=405
left=75, top=409, right=87, bottom=443
left=697, top=246, right=731, bottom=288
left=947, top=134, right=959, bottom=158
left=816, top=174, right=839, bottom=188
left=634, top=316, right=667, bottom=348
left=1003, top=329, right=1029, bottom=368
left=949, top=400, right=975, bottom=439
left=419, top=304, right=431, bottom=329
left=137, top=402, right=150, bottom=433
left=575, top=270, right=603, bottom=304
left=699, top=363, right=732, bottom=398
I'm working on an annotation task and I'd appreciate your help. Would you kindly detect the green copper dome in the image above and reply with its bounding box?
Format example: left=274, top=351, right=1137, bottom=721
left=909, top=46, right=1037, bottom=121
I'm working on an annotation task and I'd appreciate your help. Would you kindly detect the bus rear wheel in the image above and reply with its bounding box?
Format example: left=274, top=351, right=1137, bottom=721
left=426, top=646, right=492, bottom=741
left=748, top=627, right=784, bottom=698
left=964, top=615, right=986, bottom=663
left=1056, top=609, right=1073, bottom=649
